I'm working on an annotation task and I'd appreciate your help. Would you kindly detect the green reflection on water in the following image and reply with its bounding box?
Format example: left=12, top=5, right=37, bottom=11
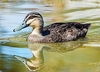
left=0, top=54, right=28, bottom=72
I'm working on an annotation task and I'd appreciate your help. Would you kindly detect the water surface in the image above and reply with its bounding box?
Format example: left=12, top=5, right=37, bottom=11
left=0, top=0, right=100, bottom=72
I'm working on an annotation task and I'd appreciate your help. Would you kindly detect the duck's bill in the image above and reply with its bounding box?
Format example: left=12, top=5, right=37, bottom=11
left=13, top=22, right=29, bottom=32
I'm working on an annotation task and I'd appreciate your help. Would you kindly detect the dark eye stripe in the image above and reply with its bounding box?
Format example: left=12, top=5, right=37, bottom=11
left=24, top=15, right=34, bottom=22
left=29, top=16, right=34, bottom=19
left=23, top=14, right=40, bottom=23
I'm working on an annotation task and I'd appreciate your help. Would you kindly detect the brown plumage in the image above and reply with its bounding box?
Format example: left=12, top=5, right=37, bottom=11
left=28, top=22, right=91, bottom=43
left=13, top=12, right=91, bottom=43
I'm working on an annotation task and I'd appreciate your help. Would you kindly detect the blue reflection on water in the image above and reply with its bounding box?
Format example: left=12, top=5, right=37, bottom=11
left=0, top=46, right=32, bottom=58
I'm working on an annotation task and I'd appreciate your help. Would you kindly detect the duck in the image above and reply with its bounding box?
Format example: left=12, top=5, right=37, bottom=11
left=13, top=12, right=91, bottom=43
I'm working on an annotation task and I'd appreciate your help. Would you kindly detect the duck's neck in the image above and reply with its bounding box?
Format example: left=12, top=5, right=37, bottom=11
left=31, top=27, right=43, bottom=36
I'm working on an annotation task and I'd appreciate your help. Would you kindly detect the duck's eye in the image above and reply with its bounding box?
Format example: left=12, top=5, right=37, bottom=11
left=29, top=16, right=34, bottom=19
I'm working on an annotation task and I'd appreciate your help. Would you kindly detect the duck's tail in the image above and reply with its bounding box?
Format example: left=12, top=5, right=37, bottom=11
left=82, top=23, right=91, bottom=29
left=80, top=23, right=91, bottom=37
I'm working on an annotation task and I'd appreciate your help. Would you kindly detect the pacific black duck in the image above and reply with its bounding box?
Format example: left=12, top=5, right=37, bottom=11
left=13, top=12, right=91, bottom=43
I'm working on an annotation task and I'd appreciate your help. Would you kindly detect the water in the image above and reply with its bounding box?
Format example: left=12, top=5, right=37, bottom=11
left=0, top=0, right=100, bottom=72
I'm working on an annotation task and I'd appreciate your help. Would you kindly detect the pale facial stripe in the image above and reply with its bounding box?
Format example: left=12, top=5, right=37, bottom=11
left=26, top=18, right=35, bottom=25
left=24, top=15, right=32, bottom=23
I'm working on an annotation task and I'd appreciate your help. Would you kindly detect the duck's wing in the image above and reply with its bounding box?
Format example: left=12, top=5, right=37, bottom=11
left=44, top=22, right=91, bottom=30
left=42, top=22, right=91, bottom=42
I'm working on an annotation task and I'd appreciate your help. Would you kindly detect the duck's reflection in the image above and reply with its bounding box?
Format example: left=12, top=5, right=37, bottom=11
left=14, top=41, right=83, bottom=72
left=14, top=43, right=44, bottom=72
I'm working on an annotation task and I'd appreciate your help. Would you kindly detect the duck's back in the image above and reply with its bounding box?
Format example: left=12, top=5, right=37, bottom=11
left=42, top=22, right=91, bottom=43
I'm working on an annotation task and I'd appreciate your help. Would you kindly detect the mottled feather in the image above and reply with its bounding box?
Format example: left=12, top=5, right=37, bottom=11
left=28, top=22, right=91, bottom=43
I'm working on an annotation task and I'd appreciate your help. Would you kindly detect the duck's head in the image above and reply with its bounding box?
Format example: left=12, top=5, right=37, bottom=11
left=13, top=12, right=44, bottom=32
left=14, top=55, right=43, bottom=71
